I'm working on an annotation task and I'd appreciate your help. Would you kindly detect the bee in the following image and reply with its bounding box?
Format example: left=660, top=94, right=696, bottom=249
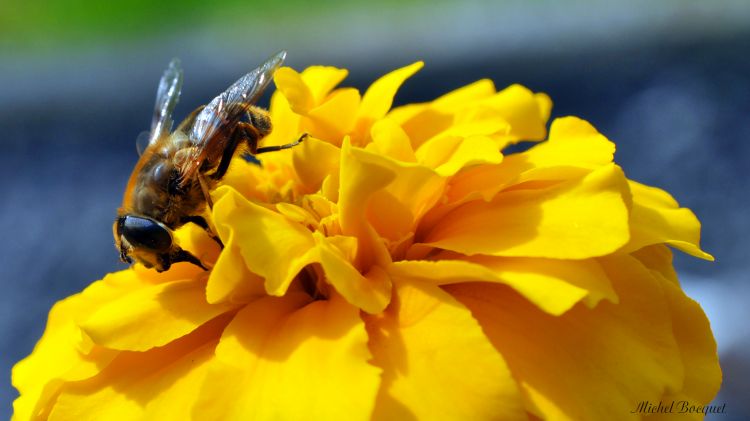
left=114, top=51, right=304, bottom=272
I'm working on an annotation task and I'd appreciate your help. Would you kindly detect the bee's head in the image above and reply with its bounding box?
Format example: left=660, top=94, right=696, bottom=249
left=114, top=214, right=174, bottom=271
left=113, top=214, right=207, bottom=272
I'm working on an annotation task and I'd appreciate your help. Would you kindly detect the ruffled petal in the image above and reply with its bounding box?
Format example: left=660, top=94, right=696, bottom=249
left=306, top=87, right=361, bottom=142
left=389, top=256, right=616, bottom=315
left=521, top=116, right=615, bottom=169
left=479, top=84, right=550, bottom=141
left=48, top=315, right=230, bottom=421
left=11, top=272, right=143, bottom=420
left=205, top=226, right=266, bottom=304
left=360, top=152, right=445, bottom=245
left=367, top=119, right=417, bottom=163
left=338, top=140, right=396, bottom=269
left=300, top=65, right=348, bottom=103
left=80, top=278, right=237, bottom=351
left=430, top=78, right=496, bottom=113
left=622, top=180, right=713, bottom=260
left=366, top=279, right=526, bottom=420
left=216, top=159, right=272, bottom=203
left=387, top=79, right=496, bottom=149
left=446, top=117, right=615, bottom=205
left=435, top=135, right=504, bottom=176
left=354, top=61, right=424, bottom=143
left=653, top=273, right=721, bottom=415
left=212, top=186, right=318, bottom=296
left=632, top=244, right=679, bottom=284
left=389, top=103, right=452, bottom=150
left=314, top=233, right=391, bottom=314
left=292, top=135, right=341, bottom=193
left=273, top=67, right=314, bottom=114
left=446, top=254, right=686, bottom=420
left=424, top=164, right=631, bottom=259
left=192, top=293, right=381, bottom=420
left=262, top=90, right=303, bottom=148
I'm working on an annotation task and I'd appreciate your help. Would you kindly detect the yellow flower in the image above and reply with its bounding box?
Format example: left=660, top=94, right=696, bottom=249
left=12, top=61, right=720, bottom=420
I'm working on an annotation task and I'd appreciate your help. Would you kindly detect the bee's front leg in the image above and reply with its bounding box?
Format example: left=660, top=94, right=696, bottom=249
left=162, top=246, right=209, bottom=272
left=196, top=172, right=214, bottom=209
left=255, top=132, right=308, bottom=154
left=181, top=215, right=224, bottom=249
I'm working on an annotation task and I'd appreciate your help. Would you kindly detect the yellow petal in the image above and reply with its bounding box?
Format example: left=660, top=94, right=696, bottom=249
left=480, top=84, right=550, bottom=141
left=367, top=119, right=417, bottom=163
left=434, top=135, right=504, bottom=176
left=424, top=164, right=631, bottom=259
left=358, top=61, right=423, bottom=122
left=216, top=158, right=270, bottom=203
left=305, top=87, right=361, bottom=143
left=262, top=90, right=303, bottom=148
left=366, top=280, right=526, bottom=420
left=354, top=61, right=424, bottom=143
left=11, top=272, right=142, bottom=420
left=80, top=278, right=236, bottom=351
left=654, top=273, right=721, bottom=412
left=300, top=65, right=348, bottom=103
left=273, top=67, right=314, bottom=114
left=338, top=140, right=395, bottom=269
left=389, top=104, right=452, bottom=150
left=623, top=180, right=713, bottom=260
left=314, top=232, right=392, bottom=314
left=321, top=171, right=340, bottom=202
left=172, top=222, right=221, bottom=270
left=426, top=116, right=510, bottom=142
left=362, top=153, right=445, bottom=244
left=430, top=78, right=496, bottom=113
left=448, top=116, right=615, bottom=202
left=292, top=135, right=341, bottom=193
left=415, top=135, right=463, bottom=170
left=469, top=255, right=618, bottom=309
left=367, top=189, right=414, bottom=245
left=526, top=116, right=615, bottom=169
left=632, top=244, right=679, bottom=284
left=212, top=186, right=318, bottom=296
left=387, top=79, right=495, bottom=149
left=447, top=254, right=686, bottom=420
left=389, top=256, right=616, bottom=315
left=193, top=293, right=381, bottom=420
left=49, top=315, right=229, bottom=421
left=206, top=225, right=267, bottom=305
left=535, top=92, right=553, bottom=124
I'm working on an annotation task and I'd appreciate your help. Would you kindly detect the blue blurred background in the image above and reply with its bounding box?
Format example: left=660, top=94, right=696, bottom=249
left=1, top=0, right=749, bottom=418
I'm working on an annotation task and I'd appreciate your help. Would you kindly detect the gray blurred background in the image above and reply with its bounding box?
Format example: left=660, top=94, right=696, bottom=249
left=1, top=0, right=749, bottom=418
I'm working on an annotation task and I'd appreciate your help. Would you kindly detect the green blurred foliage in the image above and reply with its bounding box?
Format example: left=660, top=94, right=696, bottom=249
left=1, top=0, right=411, bottom=52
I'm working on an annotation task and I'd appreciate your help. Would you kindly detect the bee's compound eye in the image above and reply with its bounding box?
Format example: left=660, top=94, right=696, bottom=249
left=151, top=162, right=169, bottom=185
left=121, top=215, right=172, bottom=252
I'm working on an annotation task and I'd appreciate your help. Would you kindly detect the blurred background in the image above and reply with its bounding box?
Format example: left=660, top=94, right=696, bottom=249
left=1, top=0, right=748, bottom=418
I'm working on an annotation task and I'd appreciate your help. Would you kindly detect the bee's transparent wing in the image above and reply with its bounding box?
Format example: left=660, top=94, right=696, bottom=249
left=188, top=51, right=286, bottom=149
left=149, top=58, right=183, bottom=144
left=135, top=131, right=150, bottom=156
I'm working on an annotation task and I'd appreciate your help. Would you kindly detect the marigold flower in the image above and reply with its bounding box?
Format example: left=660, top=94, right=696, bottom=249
left=13, top=61, right=720, bottom=420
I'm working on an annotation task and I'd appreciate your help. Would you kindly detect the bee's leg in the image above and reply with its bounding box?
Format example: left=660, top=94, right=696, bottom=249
left=211, top=127, right=306, bottom=181
left=211, top=128, right=245, bottom=181
left=182, top=215, right=210, bottom=230
left=166, top=247, right=208, bottom=271
left=181, top=215, right=224, bottom=248
left=196, top=172, right=214, bottom=209
left=255, top=133, right=308, bottom=154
